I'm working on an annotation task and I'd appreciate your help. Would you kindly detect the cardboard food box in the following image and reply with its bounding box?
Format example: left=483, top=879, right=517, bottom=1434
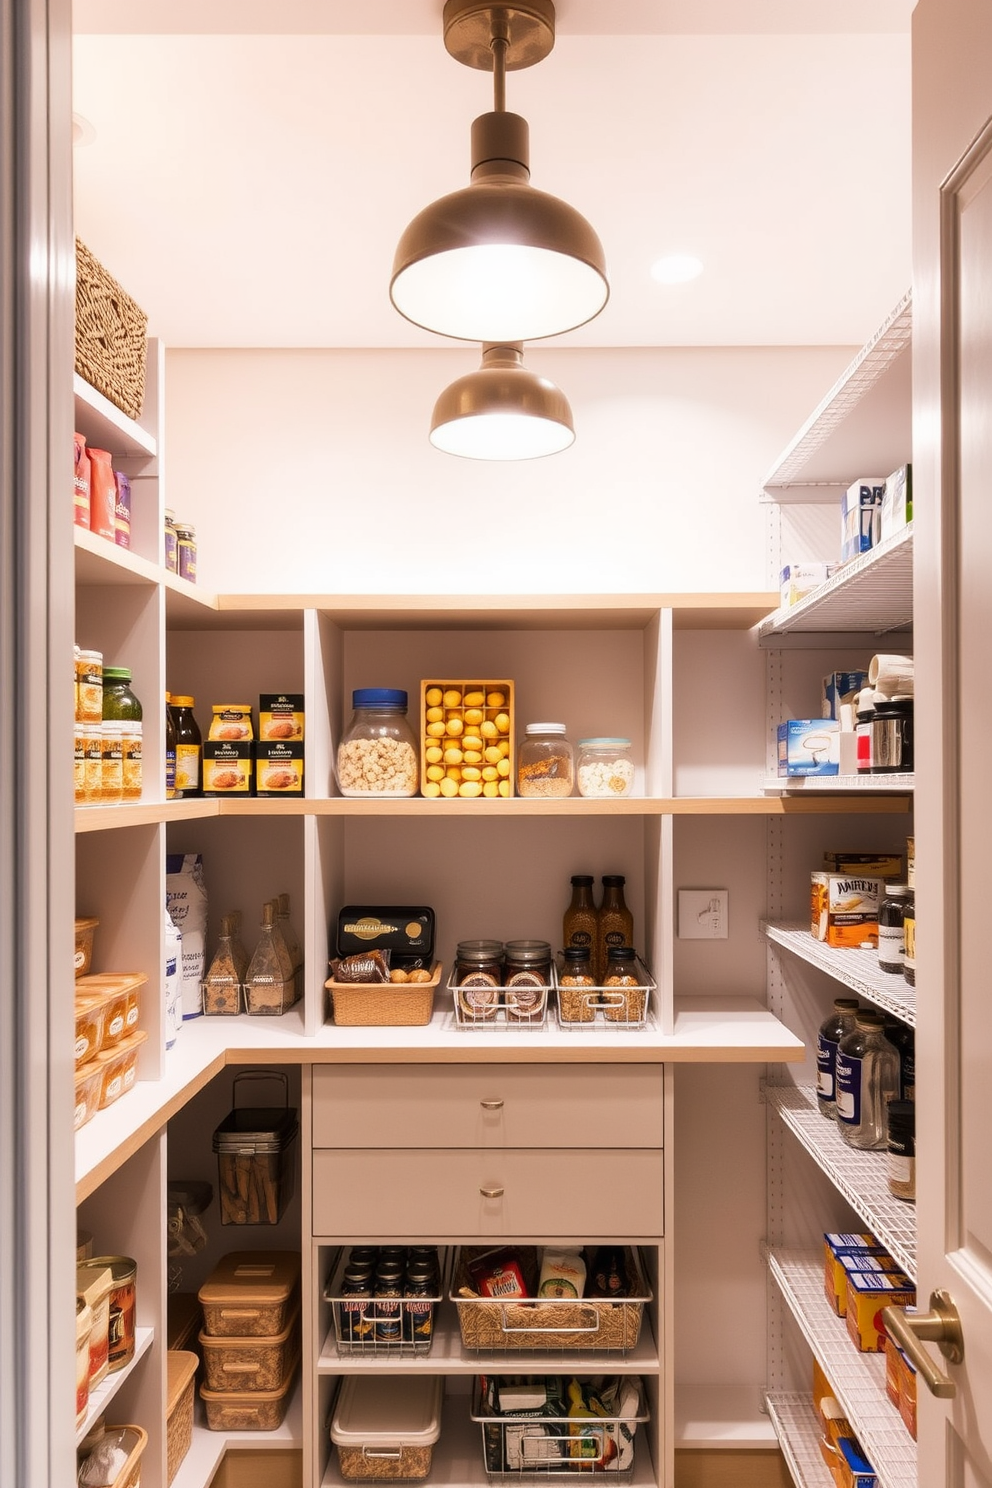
left=780, top=562, right=835, bottom=608
left=881, top=463, right=913, bottom=543
left=822, top=1233, right=886, bottom=1313
left=822, top=852, right=904, bottom=881
left=811, top=873, right=885, bottom=947
left=259, top=693, right=305, bottom=742
left=778, top=719, right=841, bottom=776
left=420, top=679, right=514, bottom=800
left=203, top=740, right=253, bottom=796
left=254, top=742, right=304, bottom=796
left=840, top=479, right=885, bottom=565
left=844, top=1270, right=916, bottom=1352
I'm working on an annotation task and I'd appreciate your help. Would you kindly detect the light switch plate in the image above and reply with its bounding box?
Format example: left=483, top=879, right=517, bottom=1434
left=678, top=889, right=729, bottom=939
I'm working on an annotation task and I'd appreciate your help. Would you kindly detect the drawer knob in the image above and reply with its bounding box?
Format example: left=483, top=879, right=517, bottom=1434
left=480, top=1186, right=505, bottom=1199
left=480, top=1099, right=504, bottom=1111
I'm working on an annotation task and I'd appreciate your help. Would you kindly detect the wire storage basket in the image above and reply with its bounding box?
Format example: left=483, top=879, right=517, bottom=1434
left=554, top=956, right=655, bottom=1031
left=449, top=966, right=554, bottom=1031
left=451, top=1248, right=651, bottom=1354
left=323, top=1246, right=447, bottom=1357
left=472, top=1376, right=649, bottom=1482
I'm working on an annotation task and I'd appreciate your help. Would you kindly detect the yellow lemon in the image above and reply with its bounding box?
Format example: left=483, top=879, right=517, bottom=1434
left=425, top=745, right=443, bottom=764
left=425, top=705, right=444, bottom=724
left=483, top=781, right=500, bottom=797
left=463, top=690, right=485, bottom=707
left=442, top=689, right=462, bottom=707
left=446, top=715, right=464, bottom=736
left=425, top=687, right=443, bottom=707
left=423, top=781, right=441, bottom=798
left=482, top=765, right=499, bottom=781
left=439, top=776, right=459, bottom=797
left=426, top=764, right=445, bottom=782
left=463, top=749, right=483, bottom=765
left=461, top=765, right=482, bottom=781
left=462, top=733, right=483, bottom=752
left=494, top=712, right=510, bottom=733
left=443, top=746, right=463, bottom=765
left=497, top=758, right=511, bottom=777
left=459, top=780, right=483, bottom=798
left=464, top=707, right=484, bottom=726
left=480, top=719, right=498, bottom=738
left=498, top=780, right=511, bottom=797
left=484, top=745, right=503, bottom=765
left=426, top=720, right=446, bottom=738
left=487, top=691, right=506, bottom=707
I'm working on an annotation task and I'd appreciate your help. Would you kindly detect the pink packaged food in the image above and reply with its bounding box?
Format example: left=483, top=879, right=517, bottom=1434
left=74, top=433, right=91, bottom=529
left=114, top=472, right=131, bottom=548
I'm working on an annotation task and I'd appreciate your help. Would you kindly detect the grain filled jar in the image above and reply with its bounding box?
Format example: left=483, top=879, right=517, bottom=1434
left=517, top=722, right=574, bottom=797
left=576, top=738, right=635, bottom=798
left=337, top=689, right=419, bottom=798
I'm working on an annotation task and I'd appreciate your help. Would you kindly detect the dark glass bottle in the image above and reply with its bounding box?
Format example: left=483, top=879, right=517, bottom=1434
left=165, top=692, right=178, bottom=800
left=340, top=1264, right=374, bottom=1344
left=884, top=1019, right=916, bottom=1101
left=171, top=694, right=202, bottom=797
left=373, top=1260, right=404, bottom=1342
left=403, top=1259, right=436, bottom=1344
left=878, top=885, right=911, bottom=973
left=589, top=1246, right=630, bottom=1297
left=816, top=997, right=861, bottom=1118
left=596, top=875, right=633, bottom=983
left=903, top=891, right=916, bottom=986
left=563, top=875, right=598, bottom=955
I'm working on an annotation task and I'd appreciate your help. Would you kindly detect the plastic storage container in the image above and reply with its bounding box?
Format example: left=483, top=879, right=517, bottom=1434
left=74, top=916, right=99, bottom=976
left=199, top=1299, right=300, bottom=1391
left=337, top=688, right=419, bottom=798
left=575, top=738, right=635, bottom=798
left=330, top=1374, right=444, bottom=1481
left=212, top=1072, right=299, bottom=1225
left=198, top=1249, right=300, bottom=1337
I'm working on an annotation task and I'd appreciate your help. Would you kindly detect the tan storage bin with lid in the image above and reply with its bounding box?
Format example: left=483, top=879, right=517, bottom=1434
left=74, top=916, right=99, bottom=977
left=200, top=1345, right=299, bottom=1431
left=75, top=971, right=147, bottom=1050
left=94, top=1029, right=148, bottom=1111
left=198, top=1249, right=300, bottom=1337
left=166, top=1350, right=198, bottom=1484
left=331, top=1374, right=443, bottom=1481
left=199, top=1298, right=300, bottom=1391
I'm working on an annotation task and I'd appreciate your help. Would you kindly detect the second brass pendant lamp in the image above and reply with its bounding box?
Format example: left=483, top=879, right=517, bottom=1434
left=390, top=0, right=609, bottom=345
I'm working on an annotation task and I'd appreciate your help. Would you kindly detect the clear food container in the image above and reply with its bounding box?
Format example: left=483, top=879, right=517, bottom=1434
left=575, top=739, right=635, bottom=798
left=330, top=1374, right=444, bottom=1481
left=337, top=688, right=419, bottom=798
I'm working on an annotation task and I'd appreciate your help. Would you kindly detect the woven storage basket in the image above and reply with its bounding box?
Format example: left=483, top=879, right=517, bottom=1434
left=102, top=1424, right=148, bottom=1488
left=326, top=962, right=441, bottom=1026
left=451, top=1249, right=649, bottom=1353
left=74, top=238, right=148, bottom=421
left=166, top=1351, right=198, bottom=1484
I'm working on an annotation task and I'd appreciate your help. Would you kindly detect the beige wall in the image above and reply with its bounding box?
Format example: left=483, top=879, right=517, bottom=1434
left=164, top=344, right=851, bottom=596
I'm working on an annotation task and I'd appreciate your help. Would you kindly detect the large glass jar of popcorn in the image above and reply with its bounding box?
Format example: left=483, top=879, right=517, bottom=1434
left=336, top=688, right=419, bottom=797
left=575, top=737, right=635, bottom=798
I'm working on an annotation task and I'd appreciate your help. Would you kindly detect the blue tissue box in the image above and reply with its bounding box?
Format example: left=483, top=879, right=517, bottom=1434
left=777, top=719, right=840, bottom=776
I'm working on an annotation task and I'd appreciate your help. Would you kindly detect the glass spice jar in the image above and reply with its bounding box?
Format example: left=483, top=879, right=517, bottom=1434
left=815, top=996, right=861, bottom=1119
left=596, top=874, right=633, bottom=984
left=887, top=1099, right=916, bottom=1201
left=575, top=738, right=635, bottom=798
left=337, top=689, right=419, bottom=798
left=102, top=667, right=142, bottom=801
left=516, top=722, right=574, bottom=798
left=878, top=884, right=911, bottom=973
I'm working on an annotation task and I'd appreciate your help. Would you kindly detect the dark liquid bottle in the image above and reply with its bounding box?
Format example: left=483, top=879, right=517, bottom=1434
left=596, top=875, right=633, bottom=983
left=165, top=692, right=178, bottom=800
left=171, top=695, right=202, bottom=797
left=589, top=1245, right=630, bottom=1297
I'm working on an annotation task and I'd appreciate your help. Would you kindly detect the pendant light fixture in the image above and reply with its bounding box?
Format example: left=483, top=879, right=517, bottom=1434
left=391, top=0, right=609, bottom=343
left=430, top=343, right=574, bottom=459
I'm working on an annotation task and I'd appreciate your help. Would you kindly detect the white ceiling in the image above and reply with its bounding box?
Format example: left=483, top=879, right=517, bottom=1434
left=71, top=1, right=914, bottom=351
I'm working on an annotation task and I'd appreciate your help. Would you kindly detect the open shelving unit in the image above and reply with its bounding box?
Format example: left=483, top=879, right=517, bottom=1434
left=762, top=922, right=916, bottom=1028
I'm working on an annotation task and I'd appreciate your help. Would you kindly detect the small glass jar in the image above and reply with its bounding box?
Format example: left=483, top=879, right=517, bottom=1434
left=337, top=688, right=419, bottom=797
left=164, top=509, right=179, bottom=573
left=576, top=738, right=635, bottom=798
left=878, top=884, right=911, bottom=973
left=516, top=722, right=574, bottom=798
left=903, top=889, right=916, bottom=986
left=887, top=1099, right=916, bottom=1201
left=453, top=939, right=505, bottom=986
left=175, top=522, right=197, bottom=583
left=503, top=939, right=552, bottom=1023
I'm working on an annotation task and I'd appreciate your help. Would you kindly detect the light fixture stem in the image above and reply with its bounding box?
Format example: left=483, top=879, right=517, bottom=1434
left=490, top=19, right=508, bottom=111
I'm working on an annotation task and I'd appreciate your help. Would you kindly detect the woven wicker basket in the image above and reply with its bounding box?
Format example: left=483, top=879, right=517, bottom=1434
left=74, top=238, right=148, bottom=421
left=166, top=1351, right=198, bottom=1484
left=103, top=1425, right=148, bottom=1488
left=326, top=963, right=441, bottom=1026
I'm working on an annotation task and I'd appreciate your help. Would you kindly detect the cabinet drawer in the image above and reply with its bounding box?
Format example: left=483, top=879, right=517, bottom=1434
left=311, top=1148, right=664, bottom=1237
left=310, top=1064, right=664, bottom=1150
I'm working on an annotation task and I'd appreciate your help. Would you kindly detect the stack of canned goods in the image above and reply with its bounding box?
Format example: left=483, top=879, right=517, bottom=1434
left=74, top=646, right=143, bottom=806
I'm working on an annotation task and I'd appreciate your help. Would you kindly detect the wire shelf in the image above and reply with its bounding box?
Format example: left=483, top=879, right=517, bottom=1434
left=763, top=1392, right=834, bottom=1488
left=767, top=1249, right=916, bottom=1488
left=763, top=1081, right=916, bottom=1279
left=762, top=921, right=916, bottom=1027
left=758, top=523, right=913, bottom=640
left=762, top=772, right=914, bottom=795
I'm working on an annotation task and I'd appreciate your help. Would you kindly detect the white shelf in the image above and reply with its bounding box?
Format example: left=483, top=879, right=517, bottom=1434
left=763, top=1392, right=834, bottom=1488
left=317, top=1309, right=659, bottom=1376
left=764, top=1082, right=916, bottom=1280
left=762, top=771, right=913, bottom=795
left=73, top=373, right=158, bottom=458
left=758, top=523, right=913, bottom=641
left=674, top=1385, right=777, bottom=1450
left=77, top=1326, right=155, bottom=1443
left=170, top=1376, right=303, bottom=1488
left=761, top=292, right=912, bottom=503
left=762, top=922, right=916, bottom=1028
left=767, top=1249, right=916, bottom=1488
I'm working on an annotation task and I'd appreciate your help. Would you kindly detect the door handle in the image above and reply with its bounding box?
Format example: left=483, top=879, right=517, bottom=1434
left=881, top=1289, right=964, bottom=1399
left=480, top=1186, right=504, bottom=1199
left=480, top=1099, right=504, bottom=1110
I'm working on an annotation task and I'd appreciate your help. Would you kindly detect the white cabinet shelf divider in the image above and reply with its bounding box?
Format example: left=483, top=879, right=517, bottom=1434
left=763, top=1392, right=834, bottom=1488
left=762, top=921, right=916, bottom=1028
left=763, top=1081, right=916, bottom=1279
left=766, top=1249, right=916, bottom=1488
left=758, top=523, right=913, bottom=642
left=77, top=1325, right=155, bottom=1444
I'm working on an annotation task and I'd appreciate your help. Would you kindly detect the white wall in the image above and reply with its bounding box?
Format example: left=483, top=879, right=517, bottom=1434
left=164, top=344, right=852, bottom=595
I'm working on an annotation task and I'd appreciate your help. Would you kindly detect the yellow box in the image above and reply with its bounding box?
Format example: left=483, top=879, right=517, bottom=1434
left=811, top=873, right=885, bottom=948
left=419, top=679, right=514, bottom=800
left=823, top=1233, right=885, bottom=1314
left=896, top=1346, right=917, bottom=1438
left=844, top=1270, right=916, bottom=1352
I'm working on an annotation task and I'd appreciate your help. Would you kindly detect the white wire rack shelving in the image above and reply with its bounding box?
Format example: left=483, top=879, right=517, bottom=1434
left=763, top=1081, right=917, bottom=1279
left=767, top=1249, right=916, bottom=1488
left=758, top=523, right=913, bottom=641
left=762, top=921, right=916, bottom=1027
left=762, top=772, right=914, bottom=796
left=764, top=1392, right=834, bottom=1488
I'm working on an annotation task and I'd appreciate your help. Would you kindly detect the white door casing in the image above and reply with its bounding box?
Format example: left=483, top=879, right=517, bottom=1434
left=912, top=2, right=992, bottom=1483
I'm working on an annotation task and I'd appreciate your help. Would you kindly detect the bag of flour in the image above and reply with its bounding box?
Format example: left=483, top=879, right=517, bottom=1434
left=166, top=853, right=208, bottom=1018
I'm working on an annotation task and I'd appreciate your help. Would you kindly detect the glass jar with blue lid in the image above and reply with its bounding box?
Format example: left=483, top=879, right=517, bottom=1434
left=337, top=688, right=419, bottom=797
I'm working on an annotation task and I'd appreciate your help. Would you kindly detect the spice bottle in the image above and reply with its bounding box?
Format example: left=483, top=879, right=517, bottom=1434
left=815, top=996, right=861, bottom=1119
left=855, top=687, right=875, bottom=774
left=404, top=1259, right=436, bottom=1345
left=100, top=721, right=124, bottom=806
left=516, top=722, right=574, bottom=798
left=373, top=1260, right=404, bottom=1343
left=887, top=1100, right=916, bottom=1202
left=340, top=1265, right=375, bottom=1344
left=835, top=1009, right=901, bottom=1150
left=596, top=874, right=633, bottom=983
left=884, top=1018, right=916, bottom=1101
left=165, top=693, right=178, bottom=800
left=164, top=509, right=179, bottom=573
left=171, top=695, right=202, bottom=797
left=563, top=874, right=598, bottom=957
left=903, top=889, right=916, bottom=987
left=878, top=884, right=911, bottom=973
left=102, top=667, right=142, bottom=801
left=175, top=521, right=197, bottom=583
left=559, top=946, right=595, bottom=986
left=202, top=915, right=243, bottom=1016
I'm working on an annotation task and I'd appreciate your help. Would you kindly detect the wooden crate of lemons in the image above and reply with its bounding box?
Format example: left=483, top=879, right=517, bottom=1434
left=420, top=681, right=514, bottom=799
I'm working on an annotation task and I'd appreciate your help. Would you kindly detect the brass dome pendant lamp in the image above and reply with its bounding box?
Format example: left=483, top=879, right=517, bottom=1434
left=390, top=0, right=609, bottom=344
left=430, top=342, right=575, bottom=459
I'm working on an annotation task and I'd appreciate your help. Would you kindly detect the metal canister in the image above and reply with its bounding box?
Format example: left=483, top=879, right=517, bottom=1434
left=91, top=1254, right=137, bottom=1371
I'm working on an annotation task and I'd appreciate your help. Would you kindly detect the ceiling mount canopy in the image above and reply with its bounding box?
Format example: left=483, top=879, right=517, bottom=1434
left=390, top=0, right=609, bottom=344
left=429, top=343, right=575, bottom=460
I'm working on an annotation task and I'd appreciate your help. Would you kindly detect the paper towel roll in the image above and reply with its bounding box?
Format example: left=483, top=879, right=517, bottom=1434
left=869, top=653, right=914, bottom=697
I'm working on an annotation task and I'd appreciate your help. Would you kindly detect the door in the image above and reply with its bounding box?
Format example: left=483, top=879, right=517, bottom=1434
left=910, top=2, right=992, bottom=1483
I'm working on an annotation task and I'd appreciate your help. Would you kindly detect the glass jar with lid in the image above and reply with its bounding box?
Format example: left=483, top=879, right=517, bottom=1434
left=102, top=666, right=143, bottom=801
left=878, top=884, right=911, bottom=973
left=516, top=722, right=574, bottom=797
left=336, top=688, right=419, bottom=798
left=575, top=738, right=635, bottom=798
